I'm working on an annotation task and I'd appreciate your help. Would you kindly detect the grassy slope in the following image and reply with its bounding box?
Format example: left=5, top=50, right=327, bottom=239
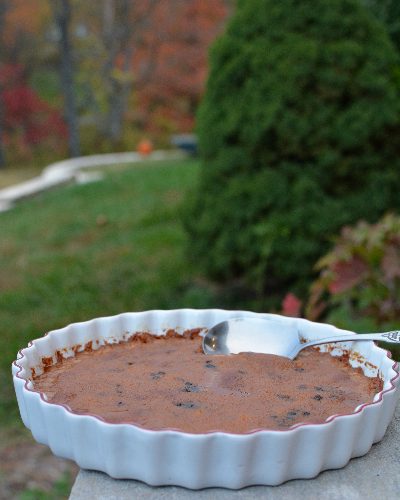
left=0, top=166, right=44, bottom=189
left=0, top=159, right=216, bottom=425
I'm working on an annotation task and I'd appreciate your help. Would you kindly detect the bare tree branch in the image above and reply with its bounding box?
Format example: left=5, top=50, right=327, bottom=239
left=0, top=0, right=9, bottom=168
left=52, top=0, right=81, bottom=157
left=102, top=0, right=160, bottom=143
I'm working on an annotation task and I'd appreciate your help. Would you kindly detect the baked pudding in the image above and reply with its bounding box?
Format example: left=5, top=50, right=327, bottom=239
left=13, top=310, right=399, bottom=488
left=31, top=329, right=383, bottom=434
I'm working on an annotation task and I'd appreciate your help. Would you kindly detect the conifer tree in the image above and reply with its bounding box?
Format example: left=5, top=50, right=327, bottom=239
left=185, top=0, right=400, bottom=305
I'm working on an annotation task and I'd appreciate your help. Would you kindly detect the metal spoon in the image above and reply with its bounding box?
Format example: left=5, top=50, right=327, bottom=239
left=202, top=317, right=400, bottom=360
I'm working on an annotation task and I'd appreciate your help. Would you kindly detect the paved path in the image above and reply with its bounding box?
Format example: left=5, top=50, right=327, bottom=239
left=69, top=400, right=400, bottom=499
left=0, top=150, right=186, bottom=212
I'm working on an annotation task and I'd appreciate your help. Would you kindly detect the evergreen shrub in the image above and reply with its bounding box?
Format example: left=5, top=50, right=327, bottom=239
left=184, top=0, right=400, bottom=306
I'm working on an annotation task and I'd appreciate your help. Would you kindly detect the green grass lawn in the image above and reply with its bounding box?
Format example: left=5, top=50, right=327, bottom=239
left=0, top=158, right=218, bottom=427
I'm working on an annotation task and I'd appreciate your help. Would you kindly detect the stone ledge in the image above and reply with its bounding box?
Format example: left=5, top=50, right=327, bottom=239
left=0, top=150, right=186, bottom=212
left=69, top=401, right=400, bottom=499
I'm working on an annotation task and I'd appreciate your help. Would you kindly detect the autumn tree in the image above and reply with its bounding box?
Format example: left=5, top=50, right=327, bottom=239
left=0, top=0, right=229, bottom=160
left=0, top=0, right=64, bottom=166
left=102, top=0, right=161, bottom=143
left=75, top=0, right=160, bottom=146
left=135, top=0, right=229, bottom=137
left=75, top=0, right=229, bottom=146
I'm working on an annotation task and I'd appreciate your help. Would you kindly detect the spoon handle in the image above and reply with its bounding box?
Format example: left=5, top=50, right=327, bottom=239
left=296, top=330, right=400, bottom=356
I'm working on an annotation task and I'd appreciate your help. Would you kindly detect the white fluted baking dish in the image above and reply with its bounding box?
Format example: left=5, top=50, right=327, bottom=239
left=12, top=309, right=400, bottom=489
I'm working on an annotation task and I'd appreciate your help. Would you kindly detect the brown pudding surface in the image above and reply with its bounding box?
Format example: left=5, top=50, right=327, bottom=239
left=32, top=330, right=383, bottom=433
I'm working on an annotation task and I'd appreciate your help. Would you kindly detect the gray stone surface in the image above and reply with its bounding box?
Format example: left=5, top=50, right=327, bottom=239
left=69, top=401, right=400, bottom=500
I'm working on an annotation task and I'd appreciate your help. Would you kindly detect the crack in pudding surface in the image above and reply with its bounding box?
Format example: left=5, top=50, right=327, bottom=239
left=31, top=330, right=383, bottom=433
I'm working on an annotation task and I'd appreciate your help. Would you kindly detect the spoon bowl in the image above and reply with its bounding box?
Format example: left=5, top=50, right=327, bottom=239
left=202, top=317, right=400, bottom=360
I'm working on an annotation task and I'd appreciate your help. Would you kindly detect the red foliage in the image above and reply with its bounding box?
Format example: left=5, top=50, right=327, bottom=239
left=0, top=63, right=66, bottom=147
left=281, top=293, right=303, bottom=317
left=307, top=214, right=400, bottom=325
left=135, top=0, right=229, bottom=136
left=327, top=256, right=369, bottom=294
left=381, top=241, right=400, bottom=281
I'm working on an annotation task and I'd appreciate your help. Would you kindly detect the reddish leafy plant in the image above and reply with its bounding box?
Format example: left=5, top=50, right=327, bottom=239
left=306, top=214, right=400, bottom=326
left=281, top=292, right=303, bottom=317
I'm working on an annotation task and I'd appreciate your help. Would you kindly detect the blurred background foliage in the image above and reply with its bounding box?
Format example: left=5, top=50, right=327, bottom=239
left=185, top=0, right=400, bottom=337
left=0, top=0, right=230, bottom=167
left=0, top=0, right=399, bottom=366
